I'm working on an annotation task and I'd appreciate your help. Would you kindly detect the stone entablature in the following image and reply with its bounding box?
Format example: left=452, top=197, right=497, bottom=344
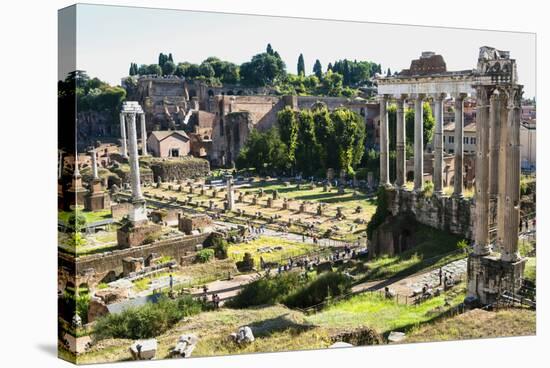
left=377, top=73, right=476, bottom=96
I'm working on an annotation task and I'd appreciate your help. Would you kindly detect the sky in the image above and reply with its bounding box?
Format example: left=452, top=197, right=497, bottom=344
left=69, top=4, right=536, bottom=98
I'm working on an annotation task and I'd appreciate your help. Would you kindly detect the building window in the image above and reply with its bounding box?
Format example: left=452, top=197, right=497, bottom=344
left=464, top=137, right=468, bottom=144
left=449, top=149, right=454, bottom=154
left=170, top=148, right=180, bottom=157
left=470, top=137, right=477, bottom=145
left=449, top=136, right=454, bottom=144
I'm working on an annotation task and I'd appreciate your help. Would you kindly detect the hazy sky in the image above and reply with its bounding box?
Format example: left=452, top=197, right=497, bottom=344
left=72, top=4, right=536, bottom=97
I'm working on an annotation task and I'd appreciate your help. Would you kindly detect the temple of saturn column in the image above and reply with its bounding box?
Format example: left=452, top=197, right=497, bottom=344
left=376, top=47, right=525, bottom=304
left=120, top=101, right=148, bottom=224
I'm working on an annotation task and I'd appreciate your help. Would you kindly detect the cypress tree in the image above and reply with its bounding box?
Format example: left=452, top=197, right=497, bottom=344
left=297, top=54, right=305, bottom=76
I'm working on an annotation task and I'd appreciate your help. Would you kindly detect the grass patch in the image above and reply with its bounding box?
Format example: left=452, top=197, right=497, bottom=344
left=58, top=209, right=112, bottom=224
left=307, top=283, right=466, bottom=334
left=406, top=308, right=536, bottom=343
left=228, top=236, right=319, bottom=266
left=524, top=257, right=536, bottom=283
left=358, top=224, right=465, bottom=282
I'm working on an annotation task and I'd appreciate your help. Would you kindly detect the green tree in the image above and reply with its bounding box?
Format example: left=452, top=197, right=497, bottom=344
left=277, top=107, right=299, bottom=168
left=199, top=62, right=215, bottom=79
left=405, top=101, right=435, bottom=147
left=312, top=104, right=337, bottom=170
left=266, top=43, right=274, bottom=55
left=240, top=48, right=286, bottom=86
left=236, top=128, right=288, bottom=174
left=146, top=64, right=162, bottom=76
left=320, top=70, right=343, bottom=96
left=297, top=53, right=305, bottom=76
left=295, top=109, right=319, bottom=175
left=331, top=107, right=364, bottom=175
left=162, top=60, right=176, bottom=76
left=313, top=59, right=323, bottom=79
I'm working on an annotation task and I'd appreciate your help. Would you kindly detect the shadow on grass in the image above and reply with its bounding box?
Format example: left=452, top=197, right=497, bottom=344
left=248, top=313, right=316, bottom=338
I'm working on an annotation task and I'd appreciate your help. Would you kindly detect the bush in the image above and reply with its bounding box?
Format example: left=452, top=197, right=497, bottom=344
left=284, top=272, right=352, bottom=309
left=367, top=187, right=390, bottom=240
left=211, top=237, right=229, bottom=259
left=196, top=249, right=215, bottom=263
left=236, top=252, right=255, bottom=271
left=93, top=295, right=203, bottom=340
left=456, top=239, right=469, bottom=253
left=227, top=273, right=301, bottom=308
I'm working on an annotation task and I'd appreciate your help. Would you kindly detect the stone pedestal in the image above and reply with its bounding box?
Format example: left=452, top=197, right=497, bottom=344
left=117, top=223, right=161, bottom=248
left=467, top=254, right=526, bottom=305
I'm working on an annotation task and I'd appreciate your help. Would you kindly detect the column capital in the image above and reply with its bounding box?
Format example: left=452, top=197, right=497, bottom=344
left=378, top=94, right=391, bottom=102
left=396, top=93, right=408, bottom=101
left=432, top=93, right=446, bottom=101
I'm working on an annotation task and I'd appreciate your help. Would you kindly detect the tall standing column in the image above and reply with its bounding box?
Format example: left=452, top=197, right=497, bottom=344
left=453, top=94, right=466, bottom=197
left=433, top=93, right=445, bottom=195
left=496, top=92, right=509, bottom=252
left=379, top=95, right=390, bottom=187
left=140, top=113, right=148, bottom=156
left=127, top=113, right=144, bottom=202
left=119, top=113, right=128, bottom=158
left=414, top=94, right=425, bottom=192
left=489, top=92, right=502, bottom=198
left=395, top=95, right=407, bottom=188
left=91, top=149, right=99, bottom=180
left=473, top=87, right=491, bottom=255
left=501, top=86, right=523, bottom=262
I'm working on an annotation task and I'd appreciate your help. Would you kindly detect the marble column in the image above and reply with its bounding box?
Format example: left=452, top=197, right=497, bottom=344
left=379, top=95, right=390, bottom=187
left=501, top=86, right=523, bottom=262
left=226, top=175, right=235, bottom=210
left=433, top=94, right=445, bottom=195
left=127, top=113, right=144, bottom=203
left=473, top=87, right=491, bottom=256
left=91, top=149, right=99, bottom=180
left=413, top=94, right=425, bottom=192
left=453, top=94, right=466, bottom=197
left=496, top=91, right=509, bottom=252
left=140, top=113, right=148, bottom=156
left=119, top=113, right=128, bottom=158
left=489, top=92, right=502, bottom=199
left=395, top=95, right=407, bottom=188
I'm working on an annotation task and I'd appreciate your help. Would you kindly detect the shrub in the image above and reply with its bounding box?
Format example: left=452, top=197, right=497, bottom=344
left=196, top=249, right=215, bottom=263
left=367, top=187, right=390, bottom=240
left=456, top=239, right=469, bottom=253
left=92, top=295, right=203, bottom=340
left=284, top=272, right=352, bottom=309
left=422, top=180, right=434, bottom=197
left=227, top=273, right=301, bottom=308
left=211, top=236, right=229, bottom=259
left=236, top=252, right=255, bottom=271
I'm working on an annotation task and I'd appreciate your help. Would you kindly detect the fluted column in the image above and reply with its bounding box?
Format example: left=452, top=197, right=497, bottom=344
left=127, top=113, right=144, bottom=202
left=119, top=113, right=128, bottom=158
left=433, top=94, right=445, bottom=195
left=501, top=86, right=523, bottom=262
left=489, top=92, right=502, bottom=198
left=140, top=113, right=148, bottom=156
left=473, top=87, right=491, bottom=255
left=379, top=95, right=390, bottom=187
left=496, top=91, right=509, bottom=252
left=395, top=95, right=407, bottom=188
left=414, top=94, right=425, bottom=192
left=453, top=94, right=466, bottom=197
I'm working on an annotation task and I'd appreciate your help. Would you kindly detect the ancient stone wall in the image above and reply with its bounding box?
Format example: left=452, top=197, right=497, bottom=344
left=59, top=233, right=210, bottom=277
left=388, top=189, right=475, bottom=239
left=149, top=157, right=210, bottom=181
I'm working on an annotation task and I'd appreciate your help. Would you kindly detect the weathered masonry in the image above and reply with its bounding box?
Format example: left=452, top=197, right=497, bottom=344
left=376, top=47, right=525, bottom=304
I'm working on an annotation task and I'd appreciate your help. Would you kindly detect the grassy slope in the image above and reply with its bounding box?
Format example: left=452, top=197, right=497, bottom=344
left=307, top=284, right=466, bottom=334
left=354, top=224, right=465, bottom=282
left=406, top=308, right=536, bottom=343
left=228, top=236, right=320, bottom=265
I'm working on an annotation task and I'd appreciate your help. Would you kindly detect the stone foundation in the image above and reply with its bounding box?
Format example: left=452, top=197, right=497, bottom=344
left=117, top=223, right=162, bottom=248
left=178, top=214, right=213, bottom=235
left=388, top=188, right=474, bottom=239
left=467, top=254, right=526, bottom=305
